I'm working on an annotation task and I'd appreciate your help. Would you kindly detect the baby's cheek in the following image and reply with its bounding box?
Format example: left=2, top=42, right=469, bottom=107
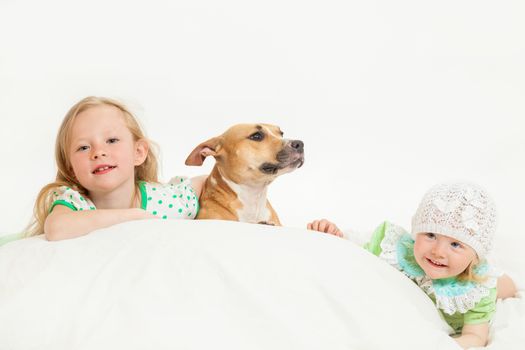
left=413, top=238, right=423, bottom=254
left=412, top=240, right=426, bottom=263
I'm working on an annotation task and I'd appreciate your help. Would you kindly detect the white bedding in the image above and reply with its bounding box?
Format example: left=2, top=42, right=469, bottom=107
left=0, top=220, right=522, bottom=350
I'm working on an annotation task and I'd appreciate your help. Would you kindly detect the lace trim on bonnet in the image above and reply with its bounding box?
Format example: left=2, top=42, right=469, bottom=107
left=379, top=222, right=498, bottom=315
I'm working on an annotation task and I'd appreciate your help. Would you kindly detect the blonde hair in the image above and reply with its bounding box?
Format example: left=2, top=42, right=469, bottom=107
left=457, top=260, right=487, bottom=284
left=25, top=96, right=159, bottom=236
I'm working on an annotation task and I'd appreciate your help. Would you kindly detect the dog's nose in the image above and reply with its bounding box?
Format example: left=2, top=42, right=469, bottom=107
left=290, top=140, right=304, bottom=153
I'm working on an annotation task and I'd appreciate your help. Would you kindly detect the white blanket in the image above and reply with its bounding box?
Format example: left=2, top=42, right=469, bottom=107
left=0, top=220, right=522, bottom=350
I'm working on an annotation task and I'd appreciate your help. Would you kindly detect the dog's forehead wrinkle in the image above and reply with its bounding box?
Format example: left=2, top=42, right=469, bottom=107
left=261, top=125, right=282, bottom=139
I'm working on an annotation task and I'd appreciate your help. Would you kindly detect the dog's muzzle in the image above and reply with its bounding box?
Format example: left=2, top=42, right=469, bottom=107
left=259, top=139, right=305, bottom=175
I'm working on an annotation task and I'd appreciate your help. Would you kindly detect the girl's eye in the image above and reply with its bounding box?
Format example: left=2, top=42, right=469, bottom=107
left=451, top=241, right=462, bottom=249
left=248, top=132, right=264, bottom=141
left=77, top=145, right=89, bottom=152
left=107, top=138, right=119, bottom=144
left=425, top=232, right=436, bottom=239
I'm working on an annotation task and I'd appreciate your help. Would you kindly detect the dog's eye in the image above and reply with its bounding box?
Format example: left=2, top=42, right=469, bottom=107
left=249, top=132, right=264, bottom=141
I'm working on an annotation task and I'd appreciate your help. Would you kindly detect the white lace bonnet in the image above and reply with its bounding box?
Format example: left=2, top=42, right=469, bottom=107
left=411, top=182, right=497, bottom=259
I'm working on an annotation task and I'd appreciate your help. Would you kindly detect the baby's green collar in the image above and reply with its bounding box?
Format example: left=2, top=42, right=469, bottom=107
left=396, top=235, right=425, bottom=278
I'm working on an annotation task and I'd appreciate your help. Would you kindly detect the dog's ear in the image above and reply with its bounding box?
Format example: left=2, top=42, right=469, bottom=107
left=185, top=137, right=221, bottom=166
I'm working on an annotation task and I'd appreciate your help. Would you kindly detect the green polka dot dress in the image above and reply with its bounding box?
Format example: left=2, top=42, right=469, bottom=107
left=49, top=176, right=199, bottom=220
left=139, top=177, right=199, bottom=219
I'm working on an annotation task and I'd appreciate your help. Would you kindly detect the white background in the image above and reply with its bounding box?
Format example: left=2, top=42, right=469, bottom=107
left=1, top=0, right=524, bottom=245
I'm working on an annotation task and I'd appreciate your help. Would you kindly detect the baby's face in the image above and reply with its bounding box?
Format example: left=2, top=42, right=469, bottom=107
left=413, top=232, right=477, bottom=279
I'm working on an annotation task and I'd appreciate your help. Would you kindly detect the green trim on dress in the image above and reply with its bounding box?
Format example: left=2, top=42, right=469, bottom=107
left=49, top=200, right=77, bottom=213
left=139, top=181, right=148, bottom=210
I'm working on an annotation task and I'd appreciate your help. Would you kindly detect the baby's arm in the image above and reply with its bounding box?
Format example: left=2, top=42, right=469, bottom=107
left=307, top=219, right=344, bottom=238
left=497, top=274, right=517, bottom=299
left=453, top=323, right=489, bottom=349
left=44, top=205, right=155, bottom=241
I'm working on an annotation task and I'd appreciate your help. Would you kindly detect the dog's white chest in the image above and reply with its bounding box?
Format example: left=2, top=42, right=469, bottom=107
left=223, top=178, right=271, bottom=223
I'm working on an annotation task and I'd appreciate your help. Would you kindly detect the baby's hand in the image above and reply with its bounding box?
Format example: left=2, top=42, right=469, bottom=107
left=307, top=219, right=344, bottom=238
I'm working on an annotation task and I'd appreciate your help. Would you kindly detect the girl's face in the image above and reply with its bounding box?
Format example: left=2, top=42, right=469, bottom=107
left=68, top=105, right=147, bottom=196
left=413, top=232, right=477, bottom=279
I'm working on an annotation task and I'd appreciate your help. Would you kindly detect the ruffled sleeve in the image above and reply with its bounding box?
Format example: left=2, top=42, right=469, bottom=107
left=363, top=221, right=425, bottom=278
left=168, top=177, right=199, bottom=219
left=437, top=287, right=497, bottom=333
left=49, top=186, right=96, bottom=212
left=463, top=288, right=497, bottom=325
left=363, top=221, right=388, bottom=256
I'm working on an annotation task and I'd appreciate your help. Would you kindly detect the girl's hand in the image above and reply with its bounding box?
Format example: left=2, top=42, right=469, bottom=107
left=136, top=208, right=158, bottom=219
left=45, top=207, right=159, bottom=241
left=307, top=219, right=344, bottom=238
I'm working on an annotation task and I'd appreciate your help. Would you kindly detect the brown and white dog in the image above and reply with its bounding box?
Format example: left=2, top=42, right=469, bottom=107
left=185, top=123, right=304, bottom=225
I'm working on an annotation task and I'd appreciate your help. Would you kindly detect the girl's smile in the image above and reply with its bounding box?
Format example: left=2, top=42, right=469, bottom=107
left=425, top=257, right=447, bottom=268
left=92, top=164, right=117, bottom=175
left=414, top=232, right=477, bottom=279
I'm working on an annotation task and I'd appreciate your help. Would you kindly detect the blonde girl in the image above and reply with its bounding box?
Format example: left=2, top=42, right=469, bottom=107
left=27, top=96, right=204, bottom=241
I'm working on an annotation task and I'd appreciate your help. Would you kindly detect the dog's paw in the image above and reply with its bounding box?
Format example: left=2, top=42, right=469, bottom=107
left=258, top=221, right=275, bottom=226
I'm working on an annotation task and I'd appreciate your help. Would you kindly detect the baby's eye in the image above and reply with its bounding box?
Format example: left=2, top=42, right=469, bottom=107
left=107, top=138, right=119, bottom=144
left=450, top=241, right=462, bottom=249
left=77, top=145, right=89, bottom=152
left=425, top=232, right=436, bottom=239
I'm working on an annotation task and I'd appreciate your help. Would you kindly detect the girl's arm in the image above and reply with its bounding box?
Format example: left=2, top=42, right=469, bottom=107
left=453, top=323, right=489, bottom=349
left=44, top=205, right=155, bottom=241
left=191, top=175, right=208, bottom=198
